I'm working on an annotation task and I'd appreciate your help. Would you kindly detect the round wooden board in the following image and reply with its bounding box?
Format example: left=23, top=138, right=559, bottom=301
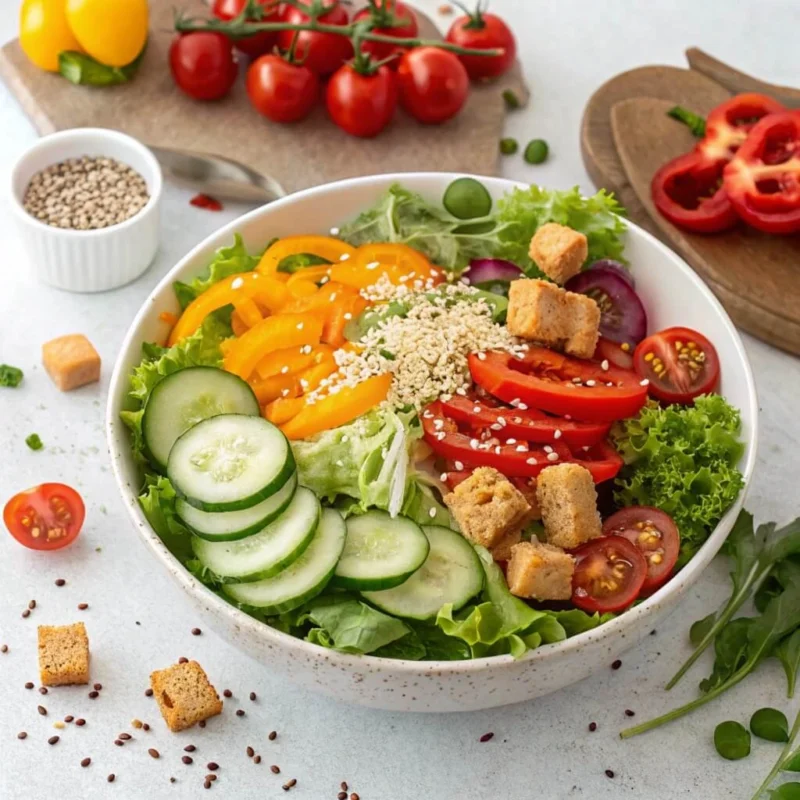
left=580, top=65, right=800, bottom=355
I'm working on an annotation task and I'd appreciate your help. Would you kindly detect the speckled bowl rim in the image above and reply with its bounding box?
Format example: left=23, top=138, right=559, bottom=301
left=107, top=172, right=758, bottom=677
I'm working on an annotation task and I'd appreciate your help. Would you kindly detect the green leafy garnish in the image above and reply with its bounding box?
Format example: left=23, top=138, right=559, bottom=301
left=770, top=784, right=800, bottom=800
left=776, top=629, right=800, bottom=698
left=667, top=105, right=707, bottom=138
left=277, top=253, right=331, bottom=274
left=613, top=395, right=746, bottom=565
left=751, top=708, right=790, bottom=743
left=25, top=433, right=43, bottom=451
left=0, top=364, right=23, bottom=387
left=714, top=720, right=751, bottom=760
left=750, top=710, right=800, bottom=799
left=138, top=474, right=192, bottom=561
left=59, top=46, right=146, bottom=87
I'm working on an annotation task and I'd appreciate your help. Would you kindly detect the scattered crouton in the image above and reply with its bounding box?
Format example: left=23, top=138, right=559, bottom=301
left=506, top=279, right=600, bottom=359
left=150, top=661, right=223, bottom=732
left=529, top=223, right=588, bottom=285
left=506, top=541, right=575, bottom=601
left=490, top=528, right=522, bottom=562
left=38, top=623, right=90, bottom=686
left=536, top=463, right=602, bottom=549
left=445, top=467, right=531, bottom=549
left=42, top=334, right=101, bottom=391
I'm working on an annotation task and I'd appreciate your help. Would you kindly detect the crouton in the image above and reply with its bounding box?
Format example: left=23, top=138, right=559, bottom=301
left=506, top=279, right=600, bottom=359
left=490, top=527, right=522, bottom=562
left=512, top=477, right=542, bottom=522
left=42, top=334, right=101, bottom=391
left=506, top=541, right=575, bottom=601
left=150, top=661, right=223, bottom=732
left=529, top=223, right=588, bottom=285
left=38, top=622, right=90, bottom=686
left=444, top=467, right=531, bottom=549
left=536, top=463, right=602, bottom=549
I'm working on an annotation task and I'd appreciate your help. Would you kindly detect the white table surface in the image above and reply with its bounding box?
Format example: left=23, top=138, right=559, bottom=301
left=1, top=2, right=799, bottom=798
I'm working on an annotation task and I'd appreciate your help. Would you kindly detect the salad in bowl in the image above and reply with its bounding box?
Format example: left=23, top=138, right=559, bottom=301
left=110, top=174, right=755, bottom=708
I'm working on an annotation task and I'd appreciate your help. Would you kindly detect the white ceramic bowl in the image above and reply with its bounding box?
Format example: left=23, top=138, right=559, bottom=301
left=9, top=128, right=162, bottom=293
left=107, top=173, right=757, bottom=712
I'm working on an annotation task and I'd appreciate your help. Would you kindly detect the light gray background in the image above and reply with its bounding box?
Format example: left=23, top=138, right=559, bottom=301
left=1, top=1, right=799, bottom=797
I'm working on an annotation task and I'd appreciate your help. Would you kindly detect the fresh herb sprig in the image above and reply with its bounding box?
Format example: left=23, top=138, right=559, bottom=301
left=751, top=709, right=800, bottom=799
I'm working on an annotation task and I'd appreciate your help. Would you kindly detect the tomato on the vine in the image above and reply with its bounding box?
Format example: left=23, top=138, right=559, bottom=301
left=327, top=63, right=397, bottom=138
left=4, top=483, right=85, bottom=551
left=247, top=54, right=319, bottom=123
left=397, top=47, right=469, bottom=124
left=212, top=0, right=283, bottom=59
left=169, top=32, right=238, bottom=101
left=445, top=3, right=516, bottom=80
left=353, top=0, right=419, bottom=63
left=278, top=0, right=353, bottom=76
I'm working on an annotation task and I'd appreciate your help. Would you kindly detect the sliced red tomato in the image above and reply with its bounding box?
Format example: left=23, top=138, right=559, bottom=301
left=469, top=347, right=648, bottom=424
left=571, top=535, right=648, bottom=613
left=633, top=326, right=720, bottom=404
left=4, top=483, right=85, bottom=551
left=571, top=441, right=624, bottom=484
left=722, top=109, right=800, bottom=234
left=602, top=507, right=680, bottom=594
left=439, top=392, right=611, bottom=447
left=594, top=337, right=634, bottom=371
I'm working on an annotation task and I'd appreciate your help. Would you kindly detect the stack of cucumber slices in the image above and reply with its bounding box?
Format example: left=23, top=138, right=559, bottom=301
left=142, top=366, right=486, bottom=621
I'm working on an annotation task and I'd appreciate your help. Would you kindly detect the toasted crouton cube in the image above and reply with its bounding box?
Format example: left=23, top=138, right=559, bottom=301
left=490, top=528, right=522, bottom=562
left=562, top=292, right=601, bottom=359
left=445, top=467, right=531, bottom=549
left=512, top=477, right=542, bottom=522
left=42, top=334, right=101, bottom=391
left=150, top=661, right=223, bottom=732
left=38, top=622, right=90, bottom=686
left=536, top=463, right=602, bottom=549
left=529, top=223, right=588, bottom=285
left=506, top=541, right=575, bottom=601
left=507, top=279, right=569, bottom=346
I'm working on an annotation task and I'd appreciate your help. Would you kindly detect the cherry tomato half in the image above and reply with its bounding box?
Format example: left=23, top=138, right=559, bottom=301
left=4, top=483, right=85, bottom=551
left=445, top=7, right=516, bottom=80
left=246, top=54, right=319, bottom=123
left=397, top=47, right=469, bottom=124
left=633, top=326, right=720, bottom=405
left=326, top=63, right=398, bottom=138
left=169, top=32, right=238, bottom=101
left=594, top=337, right=634, bottom=371
left=278, top=0, right=353, bottom=76
left=353, top=0, right=418, bottom=63
left=571, top=535, right=648, bottom=614
left=212, top=0, right=282, bottom=58
left=602, top=507, right=680, bottom=594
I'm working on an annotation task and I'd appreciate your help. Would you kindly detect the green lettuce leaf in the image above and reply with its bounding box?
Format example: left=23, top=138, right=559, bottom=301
left=138, top=474, right=192, bottom=561
left=612, top=394, right=746, bottom=564
left=550, top=608, right=616, bottom=637
left=372, top=628, right=427, bottom=660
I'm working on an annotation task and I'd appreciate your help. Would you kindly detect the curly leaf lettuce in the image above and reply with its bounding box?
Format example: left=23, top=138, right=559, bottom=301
left=612, top=395, right=746, bottom=564
left=138, top=474, right=192, bottom=561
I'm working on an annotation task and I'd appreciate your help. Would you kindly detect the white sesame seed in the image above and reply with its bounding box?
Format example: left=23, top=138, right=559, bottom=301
left=526, top=457, right=538, bottom=465
left=601, top=360, right=609, bottom=371
left=231, top=277, right=244, bottom=290
left=454, top=460, right=464, bottom=471
left=585, top=380, right=596, bottom=387
left=495, top=446, right=502, bottom=454
left=582, top=445, right=591, bottom=451
left=341, top=435, right=349, bottom=443
left=423, top=411, right=434, bottom=419
left=554, top=429, right=562, bottom=439
left=436, top=431, right=446, bottom=441
left=456, top=387, right=467, bottom=396
left=335, top=459, right=344, bottom=467
left=470, top=439, right=479, bottom=450
left=473, top=405, right=481, bottom=413
left=517, top=402, right=528, bottom=410
left=297, top=322, right=304, bottom=330
left=547, top=452, right=560, bottom=462
left=281, top=388, right=290, bottom=397
left=640, top=378, right=650, bottom=386
left=490, top=423, right=502, bottom=431
left=434, top=419, right=444, bottom=430
left=280, top=366, right=289, bottom=375
left=300, top=379, right=309, bottom=389
left=510, top=398, right=520, bottom=407
left=543, top=445, right=553, bottom=453
left=511, top=417, right=521, bottom=424
left=440, top=473, right=448, bottom=482
left=329, top=226, right=340, bottom=235
left=476, top=352, right=486, bottom=361
left=339, top=253, right=350, bottom=261
left=343, top=313, right=353, bottom=320
left=572, top=377, right=582, bottom=384
left=515, top=445, right=527, bottom=452
left=564, top=414, right=572, bottom=420
left=506, top=438, right=517, bottom=445
left=497, top=416, right=507, bottom=426
left=429, top=507, right=437, bottom=518
left=366, top=261, right=380, bottom=270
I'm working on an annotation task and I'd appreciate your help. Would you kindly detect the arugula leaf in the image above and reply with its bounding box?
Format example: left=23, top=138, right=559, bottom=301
left=372, top=628, right=426, bottom=660
left=750, top=709, right=800, bottom=799
left=0, top=364, right=23, bottom=387
left=776, top=629, right=800, bottom=698
left=59, top=46, right=146, bottom=86
left=698, top=617, right=753, bottom=693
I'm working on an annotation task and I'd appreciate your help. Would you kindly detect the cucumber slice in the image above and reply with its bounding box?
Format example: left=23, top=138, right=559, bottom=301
left=169, top=414, right=295, bottom=512
left=143, top=367, right=259, bottom=471
left=192, top=487, right=320, bottom=582
left=177, top=473, right=297, bottom=542
left=224, top=508, right=347, bottom=614
left=333, top=511, right=430, bottom=591
left=361, top=526, right=484, bottom=620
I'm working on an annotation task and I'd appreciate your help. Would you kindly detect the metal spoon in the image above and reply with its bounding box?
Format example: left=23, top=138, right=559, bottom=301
left=148, top=145, right=287, bottom=204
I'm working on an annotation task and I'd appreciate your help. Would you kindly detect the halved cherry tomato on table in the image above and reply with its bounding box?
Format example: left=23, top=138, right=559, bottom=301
left=247, top=54, right=319, bottom=123
left=212, top=0, right=282, bottom=58
left=633, top=326, right=720, bottom=404
left=469, top=347, right=648, bottom=423
left=651, top=150, right=739, bottom=234
left=594, top=337, right=634, bottom=371
left=4, top=483, right=85, bottom=551
left=326, top=63, right=398, bottom=139
left=397, top=47, right=469, bottom=124
left=723, top=110, right=800, bottom=234
left=602, top=507, right=680, bottom=594
left=438, top=392, right=611, bottom=448
left=699, top=93, right=786, bottom=162
left=445, top=3, right=516, bottom=80
left=353, top=0, right=419, bottom=63
left=571, top=535, right=648, bottom=614
left=277, top=0, right=353, bottom=76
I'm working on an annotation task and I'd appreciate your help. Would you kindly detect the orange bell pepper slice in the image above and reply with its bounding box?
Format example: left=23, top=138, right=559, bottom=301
left=264, top=396, right=306, bottom=426
left=250, top=373, right=301, bottom=404
left=296, top=355, right=338, bottom=393
left=329, top=243, right=440, bottom=290
left=223, top=313, right=322, bottom=380
left=286, top=265, right=332, bottom=293
left=322, top=294, right=369, bottom=347
left=232, top=297, right=263, bottom=329
left=256, top=236, right=356, bottom=277
left=281, top=373, right=392, bottom=440
left=255, top=344, right=334, bottom=380
left=168, top=273, right=287, bottom=346
left=281, top=281, right=358, bottom=314
left=231, top=311, right=249, bottom=338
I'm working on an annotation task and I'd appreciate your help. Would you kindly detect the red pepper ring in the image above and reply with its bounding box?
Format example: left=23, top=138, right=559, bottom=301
left=723, top=109, right=800, bottom=234
left=651, top=151, right=739, bottom=234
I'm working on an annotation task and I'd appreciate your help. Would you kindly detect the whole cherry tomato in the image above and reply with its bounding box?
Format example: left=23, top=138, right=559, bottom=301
left=4, top=483, right=85, bottom=551
left=169, top=32, right=238, bottom=101
left=327, top=63, right=397, bottom=138
left=397, top=47, right=469, bottom=124
left=353, top=0, right=418, bottom=63
left=212, top=0, right=283, bottom=59
left=445, top=3, right=516, bottom=80
left=247, top=54, right=319, bottom=123
left=278, top=0, right=353, bottom=76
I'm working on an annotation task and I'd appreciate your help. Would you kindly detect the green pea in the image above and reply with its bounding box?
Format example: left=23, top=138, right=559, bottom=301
left=499, top=138, right=518, bottom=156
left=502, top=89, right=520, bottom=110
left=770, top=783, right=800, bottom=800
left=751, top=708, right=790, bottom=742
left=524, top=139, right=549, bottom=165
left=714, top=720, right=751, bottom=760
left=443, top=178, right=492, bottom=220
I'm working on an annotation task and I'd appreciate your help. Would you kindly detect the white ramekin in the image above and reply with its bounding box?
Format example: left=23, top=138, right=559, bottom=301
left=9, top=128, right=163, bottom=293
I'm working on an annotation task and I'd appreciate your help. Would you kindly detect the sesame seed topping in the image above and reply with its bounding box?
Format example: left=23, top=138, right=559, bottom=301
left=554, top=429, right=562, bottom=439
left=640, top=378, right=650, bottom=386
left=329, top=226, right=340, bottom=235
left=366, top=261, right=380, bottom=270
left=429, top=508, right=437, bottom=518
left=526, top=457, right=538, bottom=465
left=454, top=461, right=464, bottom=471
left=339, top=253, right=350, bottom=261
left=547, top=452, right=560, bottom=461
left=231, top=277, right=244, bottom=290
left=601, top=360, right=609, bottom=371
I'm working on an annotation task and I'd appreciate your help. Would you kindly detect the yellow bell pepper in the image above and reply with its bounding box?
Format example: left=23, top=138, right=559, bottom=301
left=256, top=236, right=356, bottom=277
left=20, top=0, right=84, bottom=72
left=254, top=344, right=333, bottom=380
left=329, top=243, right=441, bottom=289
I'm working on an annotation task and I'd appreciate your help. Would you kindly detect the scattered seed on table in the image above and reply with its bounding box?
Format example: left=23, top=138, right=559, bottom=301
left=144, top=689, right=153, bottom=697
left=341, top=783, right=349, bottom=792
left=17, top=732, right=27, bottom=740
left=199, top=721, right=206, bottom=729
left=206, top=775, right=217, bottom=782
left=28, top=600, right=36, bottom=610
left=53, top=722, right=65, bottom=730
left=1, top=644, right=8, bottom=653
left=39, top=687, right=48, bottom=695
left=625, top=709, right=635, bottom=717
left=350, top=794, right=360, bottom=800
left=55, top=579, right=66, bottom=587
left=48, top=736, right=59, bottom=745
left=170, top=777, right=176, bottom=784
left=191, top=628, right=202, bottom=636
left=88, top=691, right=99, bottom=699
left=143, top=723, right=150, bottom=732
left=184, top=745, right=196, bottom=753
left=119, top=733, right=132, bottom=741
left=94, top=683, right=102, bottom=691
left=81, top=758, right=91, bottom=768
left=182, top=756, right=193, bottom=765
left=338, top=793, right=347, bottom=800
left=76, top=718, right=86, bottom=726
left=178, top=657, right=188, bottom=664
left=282, top=778, right=297, bottom=791
left=253, top=755, right=261, bottom=765
left=21, top=609, right=30, bottom=619
left=236, top=710, right=245, bottom=717
left=588, top=722, right=597, bottom=732
left=246, top=746, right=254, bottom=758
left=223, top=690, right=232, bottom=698
left=114, top=740, right=124, bottom=747
left=271, top=765, right=280, bottom=774
left=479, top=732, right=494, bottom=742
left=24, top=682, right=33, bottom=690
left=203, top=780, right=211, bottom=790
left=148, top=749, right=160, bottom=759
left=64, top=716, right=74, bottom=723
left=77, top=603, right=89, bottom=611
left=268, top=731, right=277, bottom=741
left=37, top=706, right=47, bottom=716
left=131, top=719, right=143, bottom=729
left=605, top=769, right=615, bottom=778
left=249, top=692, right=256, bottom=702
left=107, top=774, right=115, bottom=783
left=611, top=659, right=622, bottom=670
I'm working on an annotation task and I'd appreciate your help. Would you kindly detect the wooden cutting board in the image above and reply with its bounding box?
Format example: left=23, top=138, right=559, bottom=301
left=0, top=0, right=528, bottom=195
left=581, top=59, right=800, bottom=356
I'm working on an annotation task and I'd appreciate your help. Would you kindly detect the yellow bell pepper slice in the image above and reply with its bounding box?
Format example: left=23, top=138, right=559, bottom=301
left=329, top=243, right=441, bottom=290
left=281, top=373, right=392, bottom=440
left=254, top=344, right=334, bottom=380
left=296, top=355, right=337, bottom=394
left=264, top=396, right=306, bottom=426
left=232, top=297, right=263, bottom=329
left=256, top=236, right=356, bottom=277
left=168, top=273, right=287, bottom=346
left=322, top=295, right=369, bottom=348
left=250, top=374, right=300, bottom=404
left=223, top=313, right=322, bottom=380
